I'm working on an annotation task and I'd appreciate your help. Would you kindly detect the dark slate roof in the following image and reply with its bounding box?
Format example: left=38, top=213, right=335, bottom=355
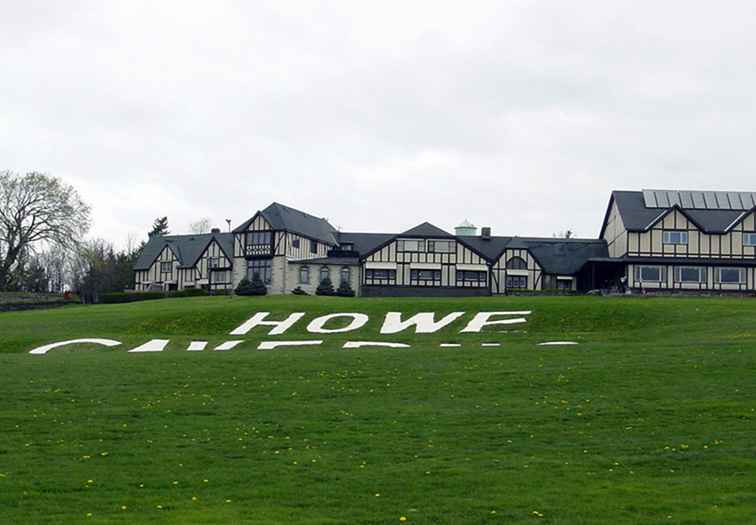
left=336, top=232, right=395, bottom=255
left=456, top=236, right=512, bottom=261
left=133, top=232, right=234, bottom=271
left=608, top=190, right=746, bottom=234
left=288, top=256, right=361, bottom=266
left=400, top=222, right=453, bottom=237
left=233, top=202, right=338, bottom=245
left=509, top=238, right=609, bottom=275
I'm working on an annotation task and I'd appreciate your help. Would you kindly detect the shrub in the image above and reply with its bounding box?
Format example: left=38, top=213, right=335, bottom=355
left=316, top=277, right=335, bottom=296
left=336, top=280, right=355, bottom=297
left=236, top=274, right=267, bottom=296
left=101, top=292, right=164, bottom=304
left=292, top=286, right=308, bottom=295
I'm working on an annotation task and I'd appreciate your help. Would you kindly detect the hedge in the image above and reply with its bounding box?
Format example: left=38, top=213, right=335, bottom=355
left=101, top=288, right=210, bottom=304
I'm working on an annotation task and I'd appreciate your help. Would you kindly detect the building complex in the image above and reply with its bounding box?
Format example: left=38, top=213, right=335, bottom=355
left=133, top=190, right=756, bottom=295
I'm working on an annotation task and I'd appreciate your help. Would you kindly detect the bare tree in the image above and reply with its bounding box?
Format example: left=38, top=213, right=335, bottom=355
left=189, top=217, right=212, bottom=234
left=0, top=171, right=91, bottom=291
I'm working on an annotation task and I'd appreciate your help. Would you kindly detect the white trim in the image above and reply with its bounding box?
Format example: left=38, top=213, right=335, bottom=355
left=725, top=211, right=748, bottom=232
left=456, top=263, right=488, bottom=271
left=556, top=276, right=574, bottom=281
left=506, top=269, right=529, bottom=276
left=410, top=263, right=442, bottom=270
left=365, top=262, right=397, bottom=270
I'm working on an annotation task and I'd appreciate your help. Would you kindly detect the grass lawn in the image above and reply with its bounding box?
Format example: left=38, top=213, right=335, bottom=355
left=0, top=295, right=755, bottom=524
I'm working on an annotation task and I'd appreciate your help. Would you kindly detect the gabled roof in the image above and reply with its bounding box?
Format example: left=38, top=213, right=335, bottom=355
left=400, top=222, right=452, bottom=238
left=337, top=232, right=396, bottom=255
left=133, top=232, right=234, bottom=271
left=233, top=202, right=338, bottom=245
left=604, top=190, right=749, bottom=235
left=507, top=237, right=609, bottom=275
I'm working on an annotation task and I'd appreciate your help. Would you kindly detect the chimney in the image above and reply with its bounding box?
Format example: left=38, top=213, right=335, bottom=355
left=481, top=227, right=492, bottom=240
left=211, top=228, right=221, bottom=234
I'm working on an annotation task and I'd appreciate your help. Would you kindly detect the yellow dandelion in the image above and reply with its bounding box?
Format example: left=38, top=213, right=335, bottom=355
left=400, top=518, right=407, bottom=523
left=121, top=505, right=127, bottom=510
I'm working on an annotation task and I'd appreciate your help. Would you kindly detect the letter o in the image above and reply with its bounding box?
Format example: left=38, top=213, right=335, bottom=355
left=307, top=313, right=369, bottom=334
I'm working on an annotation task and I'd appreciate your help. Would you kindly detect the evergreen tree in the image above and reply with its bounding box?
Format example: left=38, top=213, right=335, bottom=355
left=316, top=276, right=335, bottom=296
left=336, top=279, right=355, bottom=297
left=235, top=274, right=267, bottom=296
left=149, top=217, right=170, bottom=238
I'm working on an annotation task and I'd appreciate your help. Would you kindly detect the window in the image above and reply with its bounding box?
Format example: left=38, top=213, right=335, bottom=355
left=663, top=231, right=688, bottom=245
left=298, top=266, right=310, bottom=284
left=398, top=239, right=426, bottom=252
left=247, top=260, right=272, bottom=284
left=557, top=279, right=572, bottom=291
left=319, top=266, right=330, bottom=283
left=292, top=238, right=300, bottom=249
left=340, top=243, right=354, bottom=251
left=675, top=266, right=705, bottom=283
left=506, top=256, right=528, bottom=270
left=744, top=233, right=756, bottom=247
left=310, top=239, right=318, bottom=254
left=428, top=240, right=455, bottom=253
left=365, top=269, right=396, bottom=283
left=635, top=265, right=664, bottom=282
left=456, top=270, right=487, bottom=285
left=410, top=269, right=441, bottom=284
left=717, top=267, right=745, bottom=284
left=340, top=266, right=351, bottom=284
left=246, top=231, right=271, bottom=246
left=505, top=275, right=528, bottom=289
left=208, top=257, right=221, bottom=269
left=160, top=262, right=172, bottom=273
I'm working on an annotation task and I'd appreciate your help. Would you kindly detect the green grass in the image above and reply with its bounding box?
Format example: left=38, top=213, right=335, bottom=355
left=0, top=295, right=755, bottom=524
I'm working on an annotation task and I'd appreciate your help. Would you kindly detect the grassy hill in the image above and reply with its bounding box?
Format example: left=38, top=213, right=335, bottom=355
left=0, top=295, right=755, bottom=524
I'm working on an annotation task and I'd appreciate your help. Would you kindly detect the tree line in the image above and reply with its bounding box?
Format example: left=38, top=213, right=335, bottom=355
left=0, top=171, right=178, bottom=303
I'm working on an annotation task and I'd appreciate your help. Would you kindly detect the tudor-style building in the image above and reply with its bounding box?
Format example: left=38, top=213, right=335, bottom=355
left=133, top=189, right=756, bottom=295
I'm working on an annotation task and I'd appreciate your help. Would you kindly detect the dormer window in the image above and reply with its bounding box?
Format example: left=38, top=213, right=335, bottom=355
left=208, top=257, right=221, bottom=269
left=340, top=243, right=354, bottom=251
left=160, top=262, right=172, bottom=273
left=663, top=231, right=688, bottom=245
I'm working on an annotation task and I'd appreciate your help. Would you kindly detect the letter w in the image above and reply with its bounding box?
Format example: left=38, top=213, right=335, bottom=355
left=230, top=312, right=305, bottom=336
left=380, top=312, right=465, bottom=334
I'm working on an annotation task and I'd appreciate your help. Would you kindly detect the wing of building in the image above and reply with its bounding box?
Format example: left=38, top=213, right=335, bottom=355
left=133, top=188, right=756, bottom=295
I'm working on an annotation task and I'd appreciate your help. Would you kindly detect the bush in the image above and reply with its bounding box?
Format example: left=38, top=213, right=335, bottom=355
left=292, top=286, right=308, bottom=295
left=316, top=277, right=335, bottom=296
left=336, top=280, right=355, bottom=297
left=236, top=274, right=267, bottom=296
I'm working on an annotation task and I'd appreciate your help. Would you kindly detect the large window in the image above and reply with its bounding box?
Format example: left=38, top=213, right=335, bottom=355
left=319, top=266, right=330, bottom=283
left=428, top=240, right=455, bottom=253
left=365, top=269, right=396, bottom=283
left=299, top=266, right=310, bottom=284
left=675, top=266, right=705, bottom=283
left=505, top=275, right=528, bottom=289
left=456, top=270, right=487, bottom=285
left=663, top=231, right=688, bottom=245
left=340, top=267, right=351, bottom=284
left=410, top=269, right=441, bottom=285
left=398, top=239, right=426, bottom=252
left=744, top=233, right=756, bottom=247
left=636, top=265, right=664, bottom=283
left=247, top=260, right=272, bottom=284
left=717, top=267, right=745, bottom=284
left=246, top=231, right=272, bottom=246
left=160, top=262, right=172, bottom=274
left=506, top=256, right=528, bottom=270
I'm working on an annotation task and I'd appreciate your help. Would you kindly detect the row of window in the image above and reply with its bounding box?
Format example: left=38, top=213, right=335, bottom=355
left=297, top=266, right=351, bottom=285
left=396, top=239, right=456, bottom=253
left=245, top=231, right=320, bottom=254
left=662, top=230, right=756, bottom=246
left=635, top=265, right=747, bottom=284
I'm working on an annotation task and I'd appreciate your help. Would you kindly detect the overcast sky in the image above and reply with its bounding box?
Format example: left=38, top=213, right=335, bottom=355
left=3, top=1, right=756, bottom=247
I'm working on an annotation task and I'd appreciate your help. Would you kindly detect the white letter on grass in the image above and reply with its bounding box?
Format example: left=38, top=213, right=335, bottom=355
left=258, top=341, right=323, bottom=350
left=129, top=339, right=170, bottom=353
left=380, top=312, right=465, bottom=334
left=343, top=341, right=410, bottom=349
left=459, top=311, right=532, bottom=333
left=230, top=312, right=305, bottom=335
left=29, top=338, right=122, bottom=355
left=307, top=313, right=369, bottom=334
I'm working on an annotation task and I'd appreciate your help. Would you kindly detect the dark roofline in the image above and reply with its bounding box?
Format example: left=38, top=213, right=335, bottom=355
left=179, top=233, right=234, bottom=269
